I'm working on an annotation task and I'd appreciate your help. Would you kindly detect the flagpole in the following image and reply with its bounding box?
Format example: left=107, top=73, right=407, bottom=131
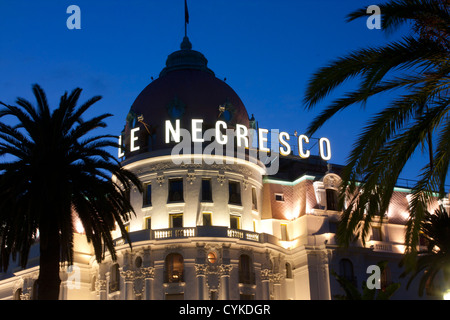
left=184, top=0, right=189, bottom=38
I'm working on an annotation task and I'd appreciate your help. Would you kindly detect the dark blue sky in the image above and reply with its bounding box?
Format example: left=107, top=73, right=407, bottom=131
left=0, top=1, right=428, bottom=183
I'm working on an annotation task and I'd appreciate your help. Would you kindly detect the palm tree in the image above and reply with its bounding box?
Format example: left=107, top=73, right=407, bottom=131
left=303, top=0, right=450, bottom=256
left=0, top=84, right=142, bottom=300
left=400, top=205, right=450, bottom=297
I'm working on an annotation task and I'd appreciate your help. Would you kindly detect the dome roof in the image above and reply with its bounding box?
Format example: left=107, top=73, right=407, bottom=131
left=121, top=37, right=250, bottom=159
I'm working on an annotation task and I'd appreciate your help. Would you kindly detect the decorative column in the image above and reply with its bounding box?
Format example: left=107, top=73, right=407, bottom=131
left=121, top=270, right=135, bottom=300
left=195, top=264, right=208, bottom=300
left=260, top=269, right=271, bottom=300
left=98, top=279, right=107, bottom=300
left=219, top=264, right=233, bottom=300
left=98, top=263, right=108, bottom=300
left=272, top=273, right=283, bottom=300
left=141, top=267, right=155, bottom=300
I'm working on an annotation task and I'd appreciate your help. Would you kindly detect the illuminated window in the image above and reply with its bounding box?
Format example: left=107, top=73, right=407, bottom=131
left=168, top=178, right=184, bottom=203
left=170, top=213, right=183, bottom=228
left=230, top=215, right=240, bottom=229
left=165, top=253, right=184, bottom=283
left=143, top=183, right=152, bottom=206
left=144, top=217, right=151, bottom=230
left=280, top=224, right=288, bottom=241
left=201, top=179, right=212, bottom=202
left=228, top=181, right=241, bottom=205
left=203, top=212, right=212, bottom=226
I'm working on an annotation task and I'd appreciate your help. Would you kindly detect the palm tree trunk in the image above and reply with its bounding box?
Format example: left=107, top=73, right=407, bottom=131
left=37, top=217, right=61, bottom=300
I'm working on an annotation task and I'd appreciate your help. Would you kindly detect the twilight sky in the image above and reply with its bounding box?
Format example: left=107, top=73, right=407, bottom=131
left=0, top=0, right=430, bottom=185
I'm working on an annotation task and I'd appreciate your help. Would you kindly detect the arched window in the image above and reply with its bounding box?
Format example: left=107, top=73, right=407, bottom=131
left=285, top=262, right=293, bottom=279
left=339, top=259, right=355, bottom=285
left=13, top=288, right=22, bottom=300
left=109, top=263, right=120, bottom=292
left=239, top=254, right=254, bottom=284
left=165, top=253, right=184, bottom=283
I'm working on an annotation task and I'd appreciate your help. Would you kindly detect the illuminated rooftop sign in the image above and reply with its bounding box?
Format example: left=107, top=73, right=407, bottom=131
left=118, top=119, right=331, bottom=175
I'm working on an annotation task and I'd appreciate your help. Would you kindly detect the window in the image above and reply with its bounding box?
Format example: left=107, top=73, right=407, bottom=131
left=203, top=212, right=212, bottom=227
left=168, top=178, right=184, bottom=202
left=372, top=226, right=382, bottom=241
left=326, top=189, right=338, bottom=211
left=230, top=215, right=240, bottom=229
left=285, top=263, right=293, bottom=279
left=165, top=253, right=184, bottom=283
left=143, top=183, right=152, bottom=206
left=170, top=213, right=183, bottom=228
left=275, top=193, right=284, bottom=202
left=14, top=288, right=22, bottom=300
left=228, top=181, right=241, bottom=205
left=201, top=179, right=212, bottom=202
left=252, top=187, right=258, bottom=210
left=280, top=224, right=288, bottom=241
left=239, top=254, right=254, bottom=284
left=145, top=217, right=151, bottom=230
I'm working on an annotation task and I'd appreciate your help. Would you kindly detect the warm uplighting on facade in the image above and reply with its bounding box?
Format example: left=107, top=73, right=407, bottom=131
left=443, top=290, right=450, bottom=300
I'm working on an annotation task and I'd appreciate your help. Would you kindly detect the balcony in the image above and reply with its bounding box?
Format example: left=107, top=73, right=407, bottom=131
left=113, top=226, right=265, bottom=246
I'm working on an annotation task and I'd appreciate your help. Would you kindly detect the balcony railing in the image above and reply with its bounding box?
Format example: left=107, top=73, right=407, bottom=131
left=152, top=226, right=260, bottom=242
left=113, top=226, right=263, bottom=245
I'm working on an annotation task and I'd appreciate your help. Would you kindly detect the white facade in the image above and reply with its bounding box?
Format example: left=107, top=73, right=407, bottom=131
left=0, top=149, right=441, bottom=300
left=0, top=36, right=442, bottom=301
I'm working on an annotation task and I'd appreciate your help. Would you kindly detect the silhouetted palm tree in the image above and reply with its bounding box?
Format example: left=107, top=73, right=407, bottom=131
left=401, top=205, right=450, bottom=297
left=304, top=0, right=450, bottom=255
left=0, top=84, right=141, bottom=299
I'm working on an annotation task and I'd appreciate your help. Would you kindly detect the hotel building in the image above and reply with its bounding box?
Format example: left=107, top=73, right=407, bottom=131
left=0, top=36, right=444, bottom=300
